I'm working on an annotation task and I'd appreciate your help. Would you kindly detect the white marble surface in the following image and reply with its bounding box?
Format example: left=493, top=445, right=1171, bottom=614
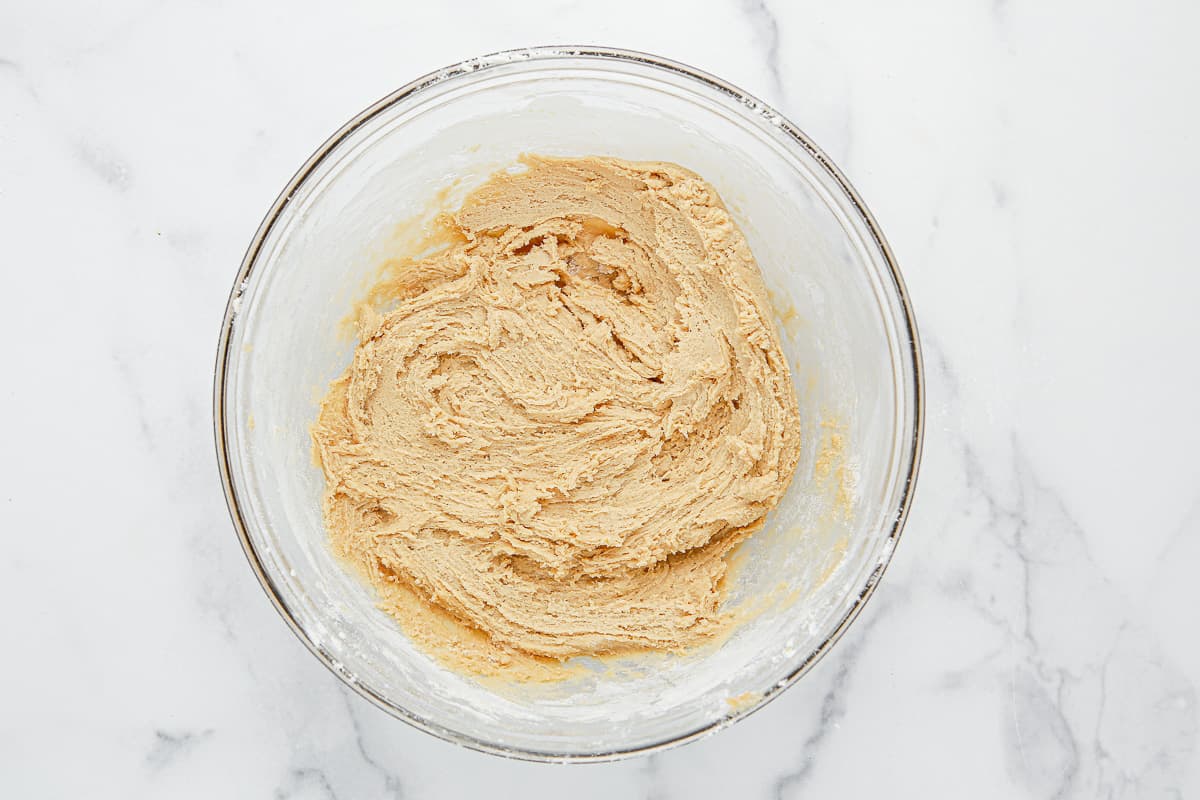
left=3, top=0, right=1198, bottom=796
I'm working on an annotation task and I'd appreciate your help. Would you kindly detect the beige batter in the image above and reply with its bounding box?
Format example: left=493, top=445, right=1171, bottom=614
left=313, top=156, right=801, bottom=675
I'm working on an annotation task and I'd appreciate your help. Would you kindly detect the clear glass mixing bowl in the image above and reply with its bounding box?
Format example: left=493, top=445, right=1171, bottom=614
left=214, top=46, right=923, bottom=762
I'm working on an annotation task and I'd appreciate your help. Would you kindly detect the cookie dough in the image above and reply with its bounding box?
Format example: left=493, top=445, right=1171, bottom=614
left=313, top=156, right=801, bottom=671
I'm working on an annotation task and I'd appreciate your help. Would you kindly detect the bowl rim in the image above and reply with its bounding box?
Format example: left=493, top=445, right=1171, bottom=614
left=212, top=44, right=925, bottom=763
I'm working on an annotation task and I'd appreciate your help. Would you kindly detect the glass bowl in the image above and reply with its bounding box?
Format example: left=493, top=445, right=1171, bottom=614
left=214, top=46, right=923, bottom=762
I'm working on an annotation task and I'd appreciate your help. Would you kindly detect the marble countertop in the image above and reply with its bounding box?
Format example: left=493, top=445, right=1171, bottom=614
left=3, top=1, right=1198, bottom=797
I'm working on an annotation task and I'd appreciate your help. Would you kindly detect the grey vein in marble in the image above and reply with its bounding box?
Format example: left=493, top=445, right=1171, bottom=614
left=1008, top=669, right=1079, bottom=798
left=76, top=140, right=133, bottom=191
left=772, top=602, right=893, bottom=799
left=936, top=404, right=1197, bottom=795
left=991, top=179, right=1009, bottom=209
left=0, top=55, right=40, bottom=101
left=145, top=728, right=214, bottom=771
left=738, top=0, right=784, bottom=102
left=340, top=689, right=405, bottom=798
left=640, top=752, right=664, bottom=800
left=275, top=767, right=338, bottom=800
